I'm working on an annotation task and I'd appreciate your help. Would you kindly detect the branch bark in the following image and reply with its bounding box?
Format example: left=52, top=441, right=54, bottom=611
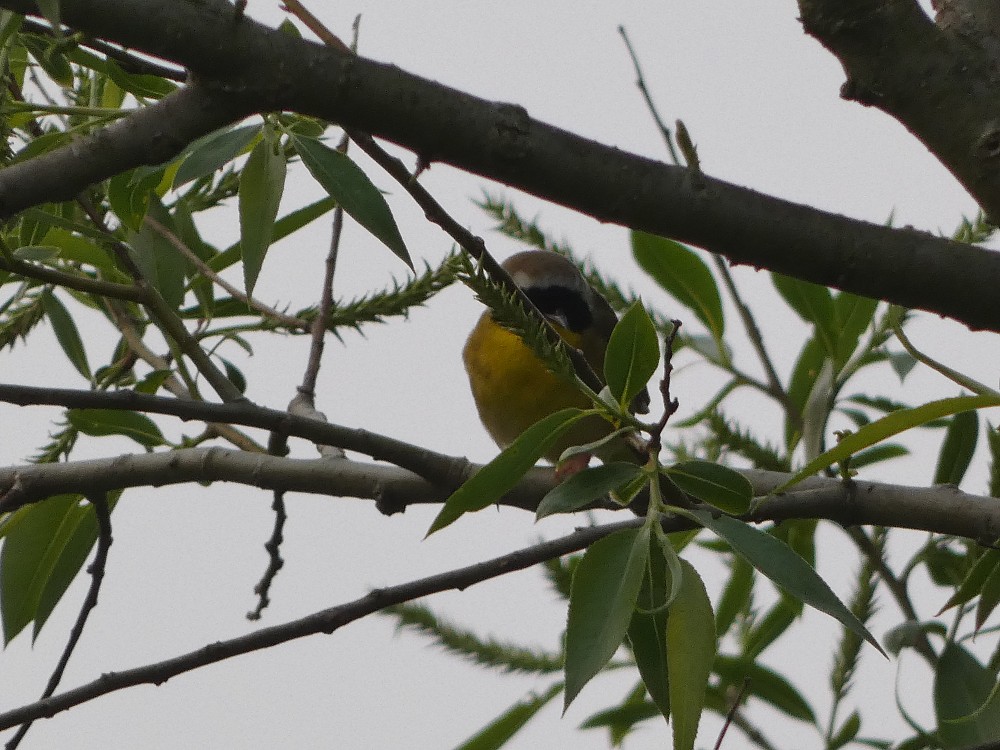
left=3, top=1, right=1000, bottom=330
left=1, top=446, right=999, bottom=542
left=799, top=0, right=1000, bottom=219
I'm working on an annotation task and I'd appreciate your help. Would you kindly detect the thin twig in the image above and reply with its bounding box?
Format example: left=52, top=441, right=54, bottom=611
left=246, top=490, right=286, bottom=621
left=713, top=677, right=751, bottom=750
left=618, top=25, right=680, bottom=166
left=649, top=320, right=682, bottom=454
left=0, top=519, right=641, bottom=731
left=711, top=255, right=790, bottom=409
left=6, top=493, right=113, bottom=749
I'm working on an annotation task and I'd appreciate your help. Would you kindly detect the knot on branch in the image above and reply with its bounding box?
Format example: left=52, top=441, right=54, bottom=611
left=492, top=104, right=531, bottom=160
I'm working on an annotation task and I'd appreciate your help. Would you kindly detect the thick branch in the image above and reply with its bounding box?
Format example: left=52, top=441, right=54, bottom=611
left=2, top=2, right=1000, bottom=330
left=798, top=0, right=1000, bottom=219
left=1, top=448, right=1000, bottom=541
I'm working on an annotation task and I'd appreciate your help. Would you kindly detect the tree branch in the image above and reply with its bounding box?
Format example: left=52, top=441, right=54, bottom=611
left=0, top=383, right=464, bottom=486
left=798, top=0, right=1000, bottom=219
left=0, top=518, right=642, bottom=731
left=1, top=1, right=1000, bottom=330
left=0, top=445, right=999, bottom=542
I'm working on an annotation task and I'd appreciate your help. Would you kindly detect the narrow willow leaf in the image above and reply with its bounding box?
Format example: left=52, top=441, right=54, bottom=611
left=536, top=463, right=642, bottom=519
left=564, top=526, right=650, bottom=710
left=41, top=291, right=90, bottom=380
left=714, top=655, right=815, bottom=722
left=833, top=291, right=878, bottom=367
left=935, top=643, right=1000, bottom=748
left=173, top=123, right=262, bottom=187
left=785, top=337, right=825, bottom=450
left=578, top=700, right=662, bottom=731
left=829, top=711, right=862, bottom=750
left=988, top=422, right=1000, bottom=497
left=939, top=550, right=1000, bottom=615
left=67, top=408, right=165, bottom=448
left=667, top=559, right=716, bottom=750
left=714, top=555, right=754, bottom=637
left=685, top=510, right=885, bottom=656
left=291, top=134, right=412, bottom=268
left=778, top=394, right=1000, bottom=493
left=2, top=495, right=83, bottom=643
left=239, top=134, right=286, bottom=297
left=772, top=273, right=838, bottom=357
left=934, top=409, right=979, bottom=486
left=604, top=302, right=659, bottom=408
left=128, top=194, right=185, bottom=308
left=665, top=460, right=752, bottom=514
left=34, top=493, right=118, bottom=640
left=742, top=599, right=799, bottom=660
left=428, top=409, right=585, bottom=535
left=977, top=563, right=1000, bottom=632
left=455, top=682, right=563, bottom=750
left=631, top=231, right=724, bottom=340
left=627, top=534, right=671, bottom=722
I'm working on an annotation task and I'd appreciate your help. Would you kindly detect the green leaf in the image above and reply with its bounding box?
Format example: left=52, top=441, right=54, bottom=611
left=772, top=273, right=837, bottom=357
left=41, top=291, right=90, bottom=380
left=107, top=167, right=163, bottom=232
left=604, top=302, right=659, bottom=409
left=890, top=351, right=918, bottom=382
left=714, top=655, right=815, bottom=722
left=714, top=555, right=754, bottom=637
left=564, top=526, right=650, bottom=710
left=291, top=134, right=412, bottom=269
left=239, top=132, right=287, bottom=297
left=103, top=58, right=176, bottom=99
left=34, top=493, right=118, bottom=640
left=42, top=227, right=116, bottom=274
left=833, top=291, right=878, bottom=366
left=829, top=711, right=862, bottom=750
left=939, top=549, right=1000, bottom=615
left=934, top=409, right=979, bottom=486
left=665, top=461, right=752, bottom=514
left=627, top=535, right=672, bottom=722
left=127, top=194, right=186, bottom=308
left=578, top=699, right=661, bottom=731
left=685, top=510, right=886, bottom=657
left=427, top=408, right=585, bottom=535
left=935, top=642, right=1000, bottom=748
left=631, top=231, right=723, bottom=341
left=1, top=495, right=110, bottom=644
left=67, top=408, right=165, bottom=448
left=779, top=394, right=1000, bottom=493
left=988, top=422, right=1000, bottom=497
left=174, top=123, right=262, bottom=188
left=666, top=559, right=716, bottom=750
left=209, top=196, right=337, bottom=273
left=977, top=562, right=1000, bottom=632
left=785, top=337, right=825, bottom=450
left=742, top=598, right=799, bottom=659
left=455, top=682, right=562, bottom=750
left=536, top=463, right=642, bottom=520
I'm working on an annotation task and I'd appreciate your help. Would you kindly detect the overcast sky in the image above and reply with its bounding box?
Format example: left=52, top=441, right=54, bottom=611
left=0, top=1, right=992, bottom=748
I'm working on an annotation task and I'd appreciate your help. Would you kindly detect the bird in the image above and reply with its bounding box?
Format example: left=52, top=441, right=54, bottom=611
left=462, top=250, right=650, bottom=476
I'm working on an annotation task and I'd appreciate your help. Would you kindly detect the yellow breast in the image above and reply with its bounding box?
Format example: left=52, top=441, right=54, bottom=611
left=463, top=314, right=612, bottom=463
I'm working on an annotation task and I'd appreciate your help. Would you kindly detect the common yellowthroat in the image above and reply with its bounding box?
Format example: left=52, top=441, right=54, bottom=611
left=463, top=250, right=650, bottom=473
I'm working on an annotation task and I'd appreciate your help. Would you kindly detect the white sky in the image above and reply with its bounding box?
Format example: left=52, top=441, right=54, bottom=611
left=0, top=1, right=995, bottom=748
